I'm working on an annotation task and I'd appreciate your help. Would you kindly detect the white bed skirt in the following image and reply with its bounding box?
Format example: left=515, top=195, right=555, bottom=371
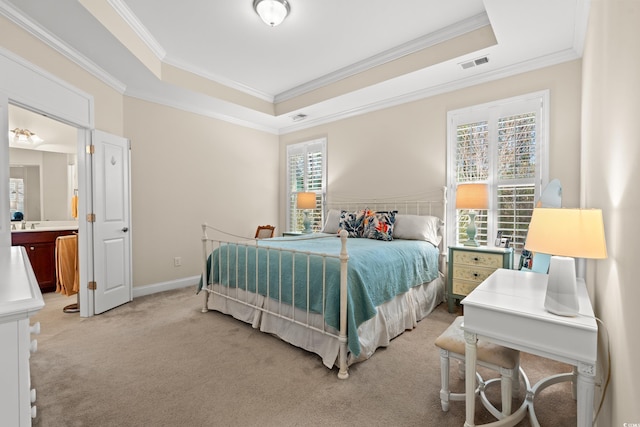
left=205, top=273, right=445, bottom=369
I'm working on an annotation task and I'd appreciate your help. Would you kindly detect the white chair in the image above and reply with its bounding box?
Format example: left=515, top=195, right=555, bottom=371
left=434, top=316, right=520, bottom=419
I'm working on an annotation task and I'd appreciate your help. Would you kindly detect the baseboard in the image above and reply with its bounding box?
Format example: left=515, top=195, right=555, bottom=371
left=133, top=275, right=200, bottom=298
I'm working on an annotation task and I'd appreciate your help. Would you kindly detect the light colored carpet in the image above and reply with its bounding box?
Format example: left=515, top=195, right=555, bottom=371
left=30, top=287, right=577, bottom=426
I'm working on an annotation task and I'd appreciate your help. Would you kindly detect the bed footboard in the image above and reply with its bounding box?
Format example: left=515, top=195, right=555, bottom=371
left=200, top=224, right=351, bottom=379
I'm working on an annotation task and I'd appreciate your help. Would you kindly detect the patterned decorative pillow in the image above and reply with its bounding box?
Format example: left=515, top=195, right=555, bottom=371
left=339, top=209, right=367, bottom=237
left=364, top=210, right=397, bottom=241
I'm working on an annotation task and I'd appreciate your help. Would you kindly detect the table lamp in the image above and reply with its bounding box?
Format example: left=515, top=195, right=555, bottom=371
left=297, top=192, right=316, bottom=233
left=456, top=183, right=489, bottom=247
left=524, top=208, right=607, bottom=316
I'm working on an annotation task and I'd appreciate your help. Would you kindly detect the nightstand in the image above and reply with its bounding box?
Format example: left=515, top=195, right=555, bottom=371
left=447, top=245, right=513, bottom=312
left=282, top=232, right=303, bottom=237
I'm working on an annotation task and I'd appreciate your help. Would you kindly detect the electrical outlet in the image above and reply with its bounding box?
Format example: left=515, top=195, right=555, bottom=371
left=173, top=257, right=182, bottom=267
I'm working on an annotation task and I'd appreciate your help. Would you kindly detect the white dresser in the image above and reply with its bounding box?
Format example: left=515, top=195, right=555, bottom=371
left=0, top=246, right=44, bottom=426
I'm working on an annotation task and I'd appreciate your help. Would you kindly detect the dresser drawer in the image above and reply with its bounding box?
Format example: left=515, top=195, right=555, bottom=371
left=452, top=250, right=504, bottom=269
left=452, top=264, right=495, bottom=283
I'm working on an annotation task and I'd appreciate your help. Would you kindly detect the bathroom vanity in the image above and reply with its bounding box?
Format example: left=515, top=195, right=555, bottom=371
left=0, top=246, right=44, bottom=426
left=11, top=226, right=78, bottom=293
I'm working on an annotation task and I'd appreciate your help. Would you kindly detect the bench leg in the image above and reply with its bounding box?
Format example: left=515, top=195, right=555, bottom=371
left=439, top=348, right=451, bottom=412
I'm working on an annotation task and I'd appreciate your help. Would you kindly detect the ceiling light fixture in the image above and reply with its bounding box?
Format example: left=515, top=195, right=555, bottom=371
left=9, top=128, right=44, bottom=144
left=253, top=0, right=290, bottom=27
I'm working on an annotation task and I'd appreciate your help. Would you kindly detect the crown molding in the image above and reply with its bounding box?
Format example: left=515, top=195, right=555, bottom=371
left=161, top=56, right=276, bottom=103
left=279, top=48, right=580, bottom=135
left=124, top=87, right=279, bottom=135
left=108, top=0, right=274, bottom=103
left=0, top=0, right=127, bottom=94
left=108, top=0, right=166, bottom=60
left=275, top=12, right=490, bottom=103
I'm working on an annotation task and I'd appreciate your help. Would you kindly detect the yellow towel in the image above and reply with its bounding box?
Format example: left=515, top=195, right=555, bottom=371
left=56, top=234, right=79, bottom=296
left=71, top=195, right=78, bottom=219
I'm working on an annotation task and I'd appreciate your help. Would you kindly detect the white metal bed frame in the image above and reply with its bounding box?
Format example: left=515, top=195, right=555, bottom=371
left=200, top=188, right=447, bottom=380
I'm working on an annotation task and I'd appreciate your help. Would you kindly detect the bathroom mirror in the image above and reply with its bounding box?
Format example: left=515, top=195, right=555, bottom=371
left=8, top=105, right=78, bottom=223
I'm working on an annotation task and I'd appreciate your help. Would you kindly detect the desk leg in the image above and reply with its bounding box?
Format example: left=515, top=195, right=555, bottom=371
left=464, top=330, right=478, bottom=427
left=576, top=361, right=596, bottom=427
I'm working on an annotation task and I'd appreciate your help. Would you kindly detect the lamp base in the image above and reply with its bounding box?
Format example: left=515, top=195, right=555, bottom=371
left=544, top=256, right=579, bottom=316
left=464, top=211, right=479, bottom=246
left=302, top=211, right=312, bottom=234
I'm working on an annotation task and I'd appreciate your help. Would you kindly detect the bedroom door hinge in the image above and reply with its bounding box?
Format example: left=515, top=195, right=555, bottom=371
left=88, top=281, right=97, bottom=290
left=87, top=213, right=95, bottom=222
left=86, top=144, right=95, bottom=154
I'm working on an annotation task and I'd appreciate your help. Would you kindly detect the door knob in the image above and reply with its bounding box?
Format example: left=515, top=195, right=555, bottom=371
left=122, top=227, right=129, bottom=232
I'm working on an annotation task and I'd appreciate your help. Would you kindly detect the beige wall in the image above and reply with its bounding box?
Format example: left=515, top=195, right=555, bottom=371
left=123, top=97, right=279, bottom=286
left=280, top=60, right=583, bottom=228
left=582, top=0, right=640, bottom=424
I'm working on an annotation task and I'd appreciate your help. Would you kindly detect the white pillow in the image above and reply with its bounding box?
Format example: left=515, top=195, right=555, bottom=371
left=322, top=209, right=342, bottom=234
left=393, top=214, right=441, bottom=246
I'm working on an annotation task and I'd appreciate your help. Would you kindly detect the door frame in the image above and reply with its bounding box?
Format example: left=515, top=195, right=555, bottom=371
left=1, top=47, right=105, bottom=317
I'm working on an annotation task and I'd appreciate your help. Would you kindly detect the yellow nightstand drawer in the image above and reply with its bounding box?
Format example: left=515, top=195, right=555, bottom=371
left=452, top=250, right=504, bottom=269
left=452, top=265, right=495, bottom=283
left=452, top=279, right=479, bottom=296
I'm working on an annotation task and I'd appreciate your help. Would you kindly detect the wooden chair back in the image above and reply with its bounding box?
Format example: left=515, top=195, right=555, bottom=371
left=255, top=225, right=276, bottom=239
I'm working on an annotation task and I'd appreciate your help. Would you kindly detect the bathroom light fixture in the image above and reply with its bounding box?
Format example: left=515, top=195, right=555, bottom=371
left=524, top=208, right=607, bottom=316
left=253, top=0, right=290, bottom=27
left=10, top=128, right=44, bottom=144
left=456, top=183, right=489, bottom=246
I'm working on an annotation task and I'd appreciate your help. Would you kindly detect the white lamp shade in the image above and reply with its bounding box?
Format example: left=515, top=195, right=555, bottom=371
left=455, top=183, right=489, bottom=210
left=525, top=208, right=607, bottom=317
left=524, top=208, right=607, bottom=259
left=296, top=192, right=316, bottom=210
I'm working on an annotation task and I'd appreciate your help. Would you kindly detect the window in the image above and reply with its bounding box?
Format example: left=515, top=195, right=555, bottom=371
left=446, top=91, right=549, bottom=253
left=286, top=138, right=327, bottom=232
left=9, top=178, right=25, bottom=219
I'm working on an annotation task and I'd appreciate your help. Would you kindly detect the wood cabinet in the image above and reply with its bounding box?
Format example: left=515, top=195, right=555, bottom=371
left=447, top=245, right=513, bottom=313
left=11, top=229, right=77, bottom=293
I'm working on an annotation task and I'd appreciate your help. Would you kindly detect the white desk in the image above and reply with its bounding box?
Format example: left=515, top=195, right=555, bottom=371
left=461, top=268, right=597, bottom=427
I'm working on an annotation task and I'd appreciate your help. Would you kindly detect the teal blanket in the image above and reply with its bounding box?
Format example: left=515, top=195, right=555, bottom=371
left=201, top=234, right=440, bottom=357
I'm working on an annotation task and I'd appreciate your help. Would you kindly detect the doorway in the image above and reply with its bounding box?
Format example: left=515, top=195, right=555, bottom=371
left=1, top=48, right=132, bottom=317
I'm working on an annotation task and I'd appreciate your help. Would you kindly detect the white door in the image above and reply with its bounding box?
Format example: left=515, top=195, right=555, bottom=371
left=0, top=93, right=9, bottom=247
left=92, top=130, right=132, bottom=314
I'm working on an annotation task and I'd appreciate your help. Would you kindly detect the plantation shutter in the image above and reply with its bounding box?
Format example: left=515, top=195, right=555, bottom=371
left=495, top=112, right=537, bottom=250
left=447, top=92, right=548, bottom=253
left=286, top=138, right=326, bottom=232
left=9, top=178, right=25, bottom=218
left=454, top=120, right=490, bottom=244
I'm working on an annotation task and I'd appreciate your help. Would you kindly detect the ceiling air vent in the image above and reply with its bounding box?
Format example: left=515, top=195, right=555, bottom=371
left=291, top=113, right=308, bottom=122
left=460, top=56, right=489, bottom=70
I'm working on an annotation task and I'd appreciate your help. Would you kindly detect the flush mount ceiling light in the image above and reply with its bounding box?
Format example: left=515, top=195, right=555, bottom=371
left=9, top=128, right=44, bottom=144
left=253, top=0, right=290, bottom=27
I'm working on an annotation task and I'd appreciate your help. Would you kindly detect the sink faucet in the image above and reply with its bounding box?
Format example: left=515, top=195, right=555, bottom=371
left=21, top=220, right=26, bottom=230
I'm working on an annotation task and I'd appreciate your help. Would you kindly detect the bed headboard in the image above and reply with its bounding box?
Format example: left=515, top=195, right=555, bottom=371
left=324, top=186, right=448, bottom=257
